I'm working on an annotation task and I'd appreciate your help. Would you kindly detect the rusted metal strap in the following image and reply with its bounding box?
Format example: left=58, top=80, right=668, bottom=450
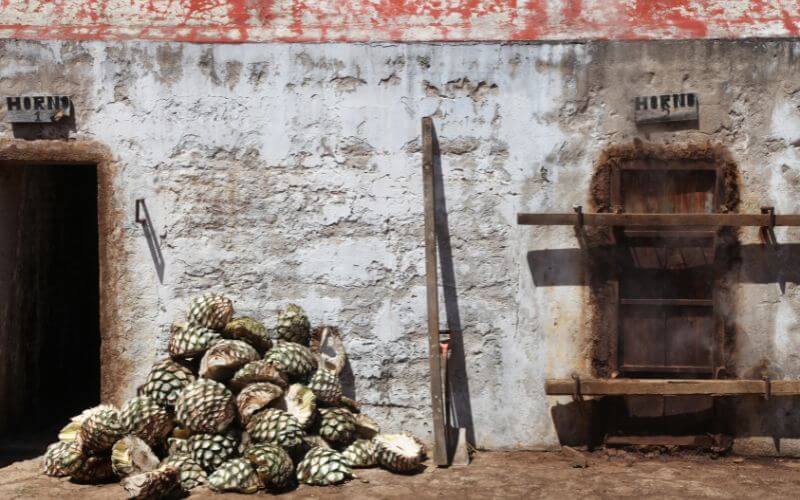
left=573, top=205, right=583, bottom=227
left=763, top=376, right=771, bottom=400
left=571, top=374, right=583, bottom=402
left=761, top=206, right=776, bottom=228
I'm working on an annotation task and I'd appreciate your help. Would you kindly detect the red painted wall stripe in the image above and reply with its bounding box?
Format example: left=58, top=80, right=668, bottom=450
left=0, top=1, right=798, bottom=43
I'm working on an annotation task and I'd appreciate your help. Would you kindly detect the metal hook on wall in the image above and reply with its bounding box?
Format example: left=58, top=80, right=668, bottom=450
left=135, top=198, right=147, bottom=225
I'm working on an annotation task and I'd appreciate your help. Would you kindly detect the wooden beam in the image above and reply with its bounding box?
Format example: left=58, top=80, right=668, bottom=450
left=619, top=365, right=713, bottom=374
left=545, top=378, right=800, bottom=396
left=606, top=435, right=716, bottom=448
left=422, top=117, right=448, bottom=467
left=517, top=212, right=800, bottom=227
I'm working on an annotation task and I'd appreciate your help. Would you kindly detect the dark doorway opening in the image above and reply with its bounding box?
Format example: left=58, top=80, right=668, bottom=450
left=0, top=163, right=100, bottom=465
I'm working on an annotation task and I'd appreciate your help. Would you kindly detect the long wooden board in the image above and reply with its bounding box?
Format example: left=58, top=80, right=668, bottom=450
left=545, top=378, right=800, bottom=396
left=517, top=212, right=800, bottom=227
left=422, top=117, right=448, bottom=467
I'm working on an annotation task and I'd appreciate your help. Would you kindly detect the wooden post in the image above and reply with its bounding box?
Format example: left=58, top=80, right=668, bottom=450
left=422, top=116, right=448, bottom=467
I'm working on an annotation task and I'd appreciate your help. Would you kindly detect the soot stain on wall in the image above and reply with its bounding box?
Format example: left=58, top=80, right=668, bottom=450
left=584, top=141, right=742, bottom=378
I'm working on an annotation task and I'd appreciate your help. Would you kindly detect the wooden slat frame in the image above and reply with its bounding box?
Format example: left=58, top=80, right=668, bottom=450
left=517, top=212, right=800, bottom=226
left=612, top=163, right=719, bottom=376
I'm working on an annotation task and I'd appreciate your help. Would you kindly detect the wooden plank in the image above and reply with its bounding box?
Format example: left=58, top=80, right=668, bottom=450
left=620, top=364, right=714, bottom=374
left=518, top=212, right=800, bottom=227
left=543, top=378, right=800, bottom=396
left=421, top=117, right=448, bottom=467
left=620, top=298, right=713, bottom=307
left=623, top=230, right=716, bottom=239
left=606, top=435, right=715, bottom=448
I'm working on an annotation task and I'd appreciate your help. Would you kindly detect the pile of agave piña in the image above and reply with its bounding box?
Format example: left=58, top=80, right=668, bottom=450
left=42, top=294, right=426, bottom=498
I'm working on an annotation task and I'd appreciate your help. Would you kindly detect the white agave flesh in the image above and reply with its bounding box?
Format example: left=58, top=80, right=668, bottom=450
left=111, top=436, right=160, bottom=477
left=271, top=383, right=316, bottom=429
left=236, top=382, right=283, bottom=426
left=310, top=326, right=347, bottom=375
left=199, top=340, right=260, bottom=381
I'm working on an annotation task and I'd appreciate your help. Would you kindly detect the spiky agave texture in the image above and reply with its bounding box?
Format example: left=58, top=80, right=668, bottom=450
left=187, top=432, right=239, bottom=472
left=296, top=447, right=352, bottom=486
left=199, top=339, right=260, bottom=381
left=236, top=382, right=284, bottom=426
left=354, top=413, right=380, bottom=439
left=168, top=322, right=222, bottom=359
left=275, top=303, right=311, bottom=345
left=273, top=383, right=317, bottom=430
left=208, top=458, right=260, bottom=494
left=160, top=454, right=208, bottom=490
left=224, top=317, right=272, bottom=352
left=120, top=395, right=174, bottom=447
left=167, top=437, right=190, bottom=456
left=242, top=443, right=294, bottom=490
left=342, top=439, right=378, bottom=468
left=229, top=360, right=288, bottom=392
left=187, top=293, right=234, bottom=331
left=246, top=408, right=306, bottom=450
left=303, top=434, right=331, bottom=450
left=263, top=341, right=317, bottom=382
left=121, top=466, right=181, bottom=499
left=175, top=379, right=235, bottom=434
left=43, top=441, right=81, bottom=477
left=111, top=436, right=160, bottom=478
left=317, top=408, right=356, bottom=447
left=138, top=359, right=196, bottom=408
left=307, top=368, right=342, bottom=406
left=79, top=405, right=124, bottom=453
left=70, top=455, right=115, bottom=484
left=373, top=433, right=425, bottom=473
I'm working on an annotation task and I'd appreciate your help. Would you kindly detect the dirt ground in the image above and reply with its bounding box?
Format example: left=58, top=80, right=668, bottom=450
left=3, top=450, right=800, bottom=499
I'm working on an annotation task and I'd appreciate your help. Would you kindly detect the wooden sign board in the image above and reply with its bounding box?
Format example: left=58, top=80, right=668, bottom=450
left=3, top=95, right=72, bottom=123
left=634, top=93, right=698, bottom=124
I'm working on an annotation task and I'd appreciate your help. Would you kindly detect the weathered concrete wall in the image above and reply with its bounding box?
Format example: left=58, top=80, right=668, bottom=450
left=1, top=40, right=800, bottom=449
left=1, top=1, right=799, bottom=43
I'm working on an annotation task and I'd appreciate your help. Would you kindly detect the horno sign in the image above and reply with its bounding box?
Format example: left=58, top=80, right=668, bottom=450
left=634, top=92, right=698, bottom=124
left=3, top=95, right=72, bottom=123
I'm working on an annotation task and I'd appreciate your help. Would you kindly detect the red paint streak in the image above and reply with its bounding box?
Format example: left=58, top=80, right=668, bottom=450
left=781, top=9, right=799, bottom=36
left=514, top=0, right=548, bottom=40
left=627, top=0, right=708, bottom=38
left=1, top=0, right=800, bottom=42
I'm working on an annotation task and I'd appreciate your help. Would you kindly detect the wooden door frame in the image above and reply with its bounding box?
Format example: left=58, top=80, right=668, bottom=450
left=610, top=161, right=723, bottom=378
left=0, top=139, right=128, bottom=402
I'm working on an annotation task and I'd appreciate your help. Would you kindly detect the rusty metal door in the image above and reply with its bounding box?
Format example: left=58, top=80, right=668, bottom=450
left=614, top=164, right=719, bottom=377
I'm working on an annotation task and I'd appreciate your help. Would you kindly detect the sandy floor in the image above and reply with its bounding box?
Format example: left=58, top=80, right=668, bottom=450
left=3, top=450, right=800, bottom=499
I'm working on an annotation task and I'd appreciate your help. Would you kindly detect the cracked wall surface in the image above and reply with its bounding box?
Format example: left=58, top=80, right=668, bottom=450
left=2, top=40, right=800, bottom=449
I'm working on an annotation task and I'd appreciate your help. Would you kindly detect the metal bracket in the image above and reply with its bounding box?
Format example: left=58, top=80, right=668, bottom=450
left=573, top=205, right=584, bottom=227
left=571, top=373, right=583, bottom=402
left=763, top=376, right=771, bottom=400
left=135, top=198, right=146, bottom=225
left=761, top=206, right=776, bottom=228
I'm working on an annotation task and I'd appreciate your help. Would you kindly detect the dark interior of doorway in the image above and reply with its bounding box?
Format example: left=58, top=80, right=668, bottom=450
left=0, top=163, right=100, bottom=465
